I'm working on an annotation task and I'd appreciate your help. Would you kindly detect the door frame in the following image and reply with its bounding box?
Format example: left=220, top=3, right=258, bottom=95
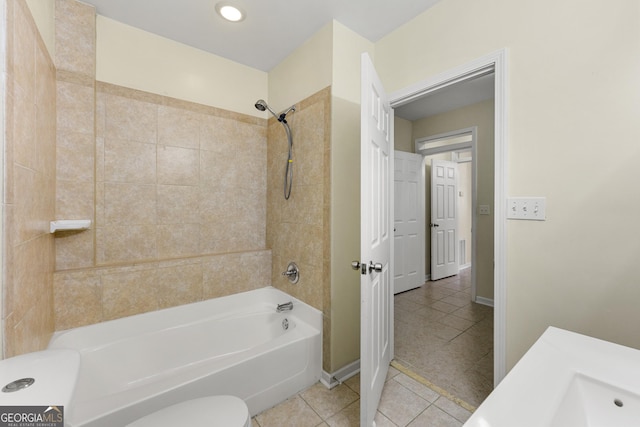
left=389, top=48, right=508, bottom=385
left=416, top=127, right=478, bottom=300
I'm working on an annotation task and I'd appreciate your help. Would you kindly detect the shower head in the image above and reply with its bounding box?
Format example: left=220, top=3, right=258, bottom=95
left=254, top=99, right=269, bottom=112
left=255, top=99, right=278, bottom=120
left=254, top=99, right=296, bottom=123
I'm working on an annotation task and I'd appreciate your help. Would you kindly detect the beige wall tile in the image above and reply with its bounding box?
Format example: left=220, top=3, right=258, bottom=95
left=156, top=262, right=203, bottom=309
left=158, top=105, right=200, bottom=149
left=12, top=82, right=36, bottom=170
left=54, top=270, right=102, bottom=330
left=157, top=144, right=199, bottom=186
left=35, top=42, right=57, bottom=177
left=105, top=94, right=157, bottom=144
left=56, top=131, right=94, bottom=182
left=267, top=88, right=330, bottom=318
left=104, top=183, right=156, bottom=225
left=56, top=179, right=94, bottom=219
left=200, top=147, right=239, bottom=188
left=96, top=225, right=157, bottom=264
left=56, top=80, right=94, bottom=134
left=199, top=115, right=237, bottom=153
left=55, top=230, right=95, bottom=270
left=157, top=223, right=200, bottom=258
left=102, top=269, right=159, bottom=320
left=157, top=185, right=200, bottom=224
left=104, top=138, right=156, bottom=184
left=55, top=0, right=95, bottom=76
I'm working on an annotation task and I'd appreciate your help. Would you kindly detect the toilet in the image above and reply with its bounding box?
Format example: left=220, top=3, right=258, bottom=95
left=0, top=350, right=250, bottom=427
left=126, top=395, right=251, bottom=427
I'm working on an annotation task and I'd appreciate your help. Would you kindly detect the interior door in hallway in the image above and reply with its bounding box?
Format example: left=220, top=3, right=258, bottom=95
left=430, top=159, right=459, bottom=280
left=394, top=151, right=425, bottom=294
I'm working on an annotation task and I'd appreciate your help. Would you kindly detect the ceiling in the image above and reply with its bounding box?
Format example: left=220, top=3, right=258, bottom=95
left=394, top=73, right=495, bottom=121
left=81, top=0, right=495, bottom=119
left=81, top=0, right=444, bottom=72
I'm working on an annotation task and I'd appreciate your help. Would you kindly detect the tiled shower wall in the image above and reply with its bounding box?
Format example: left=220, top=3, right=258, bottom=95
left=52, top=0, right=272, bottom=331
left=266, top=87, right=331, bottom=370
left=2, top=0, right=57, bottom=357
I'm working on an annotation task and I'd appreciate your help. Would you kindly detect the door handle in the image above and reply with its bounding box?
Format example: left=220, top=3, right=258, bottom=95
left=352, top=260, right=366, bottom=275
left=368, top=261, right=383, bottom=273
left=430, top=223, right=440, bottom=227
left=352, top=261, right=382, bottom=275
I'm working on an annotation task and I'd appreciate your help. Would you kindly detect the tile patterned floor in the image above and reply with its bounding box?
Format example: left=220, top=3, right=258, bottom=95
left=394, top=268, right=494, bottom=408
left=252, top=268, right=492, bottom=426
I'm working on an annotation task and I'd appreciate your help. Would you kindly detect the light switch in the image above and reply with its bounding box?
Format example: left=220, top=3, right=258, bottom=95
left=507, top=197, right=546, bottom=220
left=479, top=205, right=490, bottom=215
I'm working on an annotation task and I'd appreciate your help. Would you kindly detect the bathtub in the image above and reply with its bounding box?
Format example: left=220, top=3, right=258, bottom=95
left=48, top=287, right=322, bottom=427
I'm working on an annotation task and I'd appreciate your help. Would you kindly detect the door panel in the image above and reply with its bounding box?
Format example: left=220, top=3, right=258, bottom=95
left=360, top=53, right=393, bottom=427
left=431, top=159, right=459, bottom=280
left=394, top=151, right=425, bottom=294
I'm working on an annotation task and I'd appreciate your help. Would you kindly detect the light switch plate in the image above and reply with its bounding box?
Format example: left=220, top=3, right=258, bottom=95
left=479, top=205, right=491, bottom=215
left=507, top=197, right=546, bottom=220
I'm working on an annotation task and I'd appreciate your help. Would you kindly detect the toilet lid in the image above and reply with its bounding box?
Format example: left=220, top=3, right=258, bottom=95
left=126, top=396, right=250, bottom=427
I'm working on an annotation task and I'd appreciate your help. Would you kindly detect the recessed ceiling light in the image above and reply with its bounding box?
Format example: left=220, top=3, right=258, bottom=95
left=215, top=3, right=245, bottom=22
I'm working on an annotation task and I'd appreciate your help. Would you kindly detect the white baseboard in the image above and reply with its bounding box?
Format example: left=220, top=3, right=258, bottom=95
left=459, top=263, right=471, bottom=270
left=320, top=359, right=360, bottom=389
left=475, top=296, right=494, bottom=307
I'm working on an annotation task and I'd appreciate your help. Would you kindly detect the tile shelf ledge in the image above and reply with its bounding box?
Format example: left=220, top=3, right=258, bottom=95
left=50, top=220, right=91, bottom=233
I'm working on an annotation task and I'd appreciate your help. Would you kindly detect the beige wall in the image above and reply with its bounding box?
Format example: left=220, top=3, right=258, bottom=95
left=96, top=16, right=267, bottom=119
left=413, top=99, right=495, bottom=300
left=2, top=0, right=57, bottom=357
left=329, top=23, right=374, bottom=372
left=376, top=0, right=640, bottom=369
left=394, top=117, right=413, bottom=153
left=25, top=0, right=55, bottom=59
left=268, top=23, right=333, bottom=112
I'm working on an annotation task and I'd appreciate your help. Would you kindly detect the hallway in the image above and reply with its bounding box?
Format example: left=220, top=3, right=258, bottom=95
left=394, top=268, right=494, bottom=407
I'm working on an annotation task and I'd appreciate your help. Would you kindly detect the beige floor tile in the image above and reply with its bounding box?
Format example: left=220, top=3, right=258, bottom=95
left=325, top=400, right=359, bottom=427
left=301, top=382, right=359, bottom=420
left=434, top=396, right=472, bottom=423
left=393, top=373, right=440, bottom=403
left=374, top=411, right=398, bottom=427
left=439, top=314, right=475, bottom=331
left=343, top=373, right=360, bottom=395
left=430, top=300, right=460, bottom=314
left=377, top=379, right=430, bottom=426
left=407, top=405, right=463, bottom=427
left=255, top=395, right=323, bottom=427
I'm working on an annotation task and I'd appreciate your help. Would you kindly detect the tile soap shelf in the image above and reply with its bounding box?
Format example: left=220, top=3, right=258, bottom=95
left=50, top=220, right=91, bottom=233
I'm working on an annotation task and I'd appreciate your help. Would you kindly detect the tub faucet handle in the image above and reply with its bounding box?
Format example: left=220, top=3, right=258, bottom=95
left=282, top=262, right=300, bottom=284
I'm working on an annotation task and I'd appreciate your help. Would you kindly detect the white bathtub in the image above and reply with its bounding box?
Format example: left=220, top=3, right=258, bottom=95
left=48, top=287, right=322, bottom=427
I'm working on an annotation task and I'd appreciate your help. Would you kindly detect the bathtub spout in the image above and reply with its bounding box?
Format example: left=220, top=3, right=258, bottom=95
left=277, top=301, right=293, bottom=313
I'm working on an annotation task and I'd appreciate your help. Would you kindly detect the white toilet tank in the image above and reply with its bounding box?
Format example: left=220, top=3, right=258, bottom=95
left=0, top=349, right=80, bottom=421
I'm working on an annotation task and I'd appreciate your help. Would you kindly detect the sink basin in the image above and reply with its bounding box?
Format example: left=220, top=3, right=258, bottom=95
left=464, top=327, right=640, bottom=427
left=550, top=373, right=640, bottom=427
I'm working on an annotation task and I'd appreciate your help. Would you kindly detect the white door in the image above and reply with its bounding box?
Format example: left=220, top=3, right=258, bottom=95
left=360, top=52, right=393, bottom=427
left=394, top=151, right=425, bottom=294
left=430, top=159, right=459, bottom=280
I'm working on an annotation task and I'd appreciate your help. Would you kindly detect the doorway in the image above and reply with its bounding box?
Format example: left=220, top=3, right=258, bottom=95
left=388, top=49, right=507, bottom=390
